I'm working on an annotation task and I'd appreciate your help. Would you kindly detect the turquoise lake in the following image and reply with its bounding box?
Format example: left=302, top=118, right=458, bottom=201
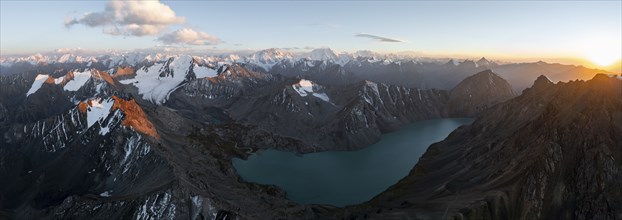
left=232, top=118, right=474, bottom=207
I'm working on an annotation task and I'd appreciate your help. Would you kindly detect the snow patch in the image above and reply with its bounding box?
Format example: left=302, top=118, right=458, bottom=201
left=99, top=125, right=110, bottom=135
left=293, top=79, right=315, bottom=96
left=193, top=64, right=218, bottom=78
left=54, top=76, right=65, bottom=84
left=292, top=79, right=330, bottom=101
left=26, top=74, right=49, bottom=97
left=86, top=98, right=114, bottom=128
left=312, top=93, right=330, bottom=102
left=100, top=190, right=112, bottom=197
left=64, top=70, right=92, bottom=91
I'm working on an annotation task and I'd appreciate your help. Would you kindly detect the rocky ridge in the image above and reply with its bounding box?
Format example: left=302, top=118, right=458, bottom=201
left=340, top=74, right=622, bottom=219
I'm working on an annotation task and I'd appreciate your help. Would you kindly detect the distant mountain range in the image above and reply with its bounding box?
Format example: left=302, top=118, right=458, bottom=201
left=1, top=48, right=616, bottom=92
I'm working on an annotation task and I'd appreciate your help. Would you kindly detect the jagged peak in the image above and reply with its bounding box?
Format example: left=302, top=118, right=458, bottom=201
left=533, top=74, right=553, bottom=88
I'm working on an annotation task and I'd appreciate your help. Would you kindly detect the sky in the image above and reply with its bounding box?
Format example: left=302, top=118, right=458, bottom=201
left=1, top=1, right=621, bottom=70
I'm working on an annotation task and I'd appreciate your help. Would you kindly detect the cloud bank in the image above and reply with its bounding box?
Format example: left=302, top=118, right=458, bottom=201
left=65, top=0, right=220, bottom=46
left=65, top=1, right=185, bottom=36
left=157, top=28, right=219, bottom=45
left=355, top=33, right=404, bottom=43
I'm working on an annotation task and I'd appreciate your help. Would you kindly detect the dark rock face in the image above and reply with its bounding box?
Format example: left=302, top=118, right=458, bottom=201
left=446, top=69, right=516, bottom=116
left=185, top=78, right=452, bottom=152
left=336, top=81, right=449, bottom=149
left=342, top=74, right=622, bottom=219
left=0, top=102, right=177, bottom=219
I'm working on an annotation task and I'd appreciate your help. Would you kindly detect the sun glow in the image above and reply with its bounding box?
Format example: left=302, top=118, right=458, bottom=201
left=579, top=35, right=622, bottom=68
left=585, top=49, right=621, bottom=67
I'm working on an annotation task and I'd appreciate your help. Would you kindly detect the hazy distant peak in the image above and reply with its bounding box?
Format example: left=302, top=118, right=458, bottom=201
left=459, top=59, right=477, bottom=68
left=353, top=50, right=379, bottom=58
left=476, top=57, right=496, bottom=67
left=249, top=48, right=293, bottom=62
left=305, top=48, right=338, bottom=61
left=252, top=48, right=292, bottom=57
left=444, top=59, right=459, bottom=66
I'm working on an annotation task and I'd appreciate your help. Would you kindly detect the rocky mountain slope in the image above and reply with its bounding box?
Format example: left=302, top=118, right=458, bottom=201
left=340, top=74, right=622, bottom=219
left=446, top=69, right=515, bottom=116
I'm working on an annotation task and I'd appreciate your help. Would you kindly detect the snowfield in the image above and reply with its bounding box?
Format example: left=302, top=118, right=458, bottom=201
left=120, top=55, right=193, bottom=105
left=26, top=74, right=49, bottom=97
left=64, top=70, right=92, bottom=91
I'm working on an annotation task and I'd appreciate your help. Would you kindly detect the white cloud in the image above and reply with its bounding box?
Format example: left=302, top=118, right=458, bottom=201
left=157, top=28, right=219, bottom=45
left=65, top=0, right=185, bottom=36
left=355, top=33, right=405, bottom=43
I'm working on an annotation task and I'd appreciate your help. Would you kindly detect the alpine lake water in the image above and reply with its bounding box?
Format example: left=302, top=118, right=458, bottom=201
left=232, top=118, right=474, bottom=207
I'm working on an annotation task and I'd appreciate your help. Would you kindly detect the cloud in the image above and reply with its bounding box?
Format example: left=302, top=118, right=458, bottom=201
left=355, top=33, right=404, bottom=43
left=157, top=28, right=219, bottom=45
left=65, top=0, right=185, bottom=36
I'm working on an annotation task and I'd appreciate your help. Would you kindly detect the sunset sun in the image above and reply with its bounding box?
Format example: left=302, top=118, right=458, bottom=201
left=580, top=36, right=622, bottom=68
left=585, top=49, right=621, bottom=67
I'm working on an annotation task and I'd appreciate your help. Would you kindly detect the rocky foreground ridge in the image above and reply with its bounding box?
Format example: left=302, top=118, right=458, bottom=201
left=337, top=74, right=622, bottom=219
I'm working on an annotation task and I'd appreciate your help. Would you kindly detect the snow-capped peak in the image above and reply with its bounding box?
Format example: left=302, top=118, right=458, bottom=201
left=304, top=48, right=338, bottom=62
left=247, top=48, right=294, bottom=71
left=119, top=55, right=195, bottom=105
left=250, top=48, right=293, bottom=62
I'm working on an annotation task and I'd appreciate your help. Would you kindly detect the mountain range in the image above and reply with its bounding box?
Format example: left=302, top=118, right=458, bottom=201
left=0, top=49, right=619, bottom=219
left=2, top=48, right=614, bottom=92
